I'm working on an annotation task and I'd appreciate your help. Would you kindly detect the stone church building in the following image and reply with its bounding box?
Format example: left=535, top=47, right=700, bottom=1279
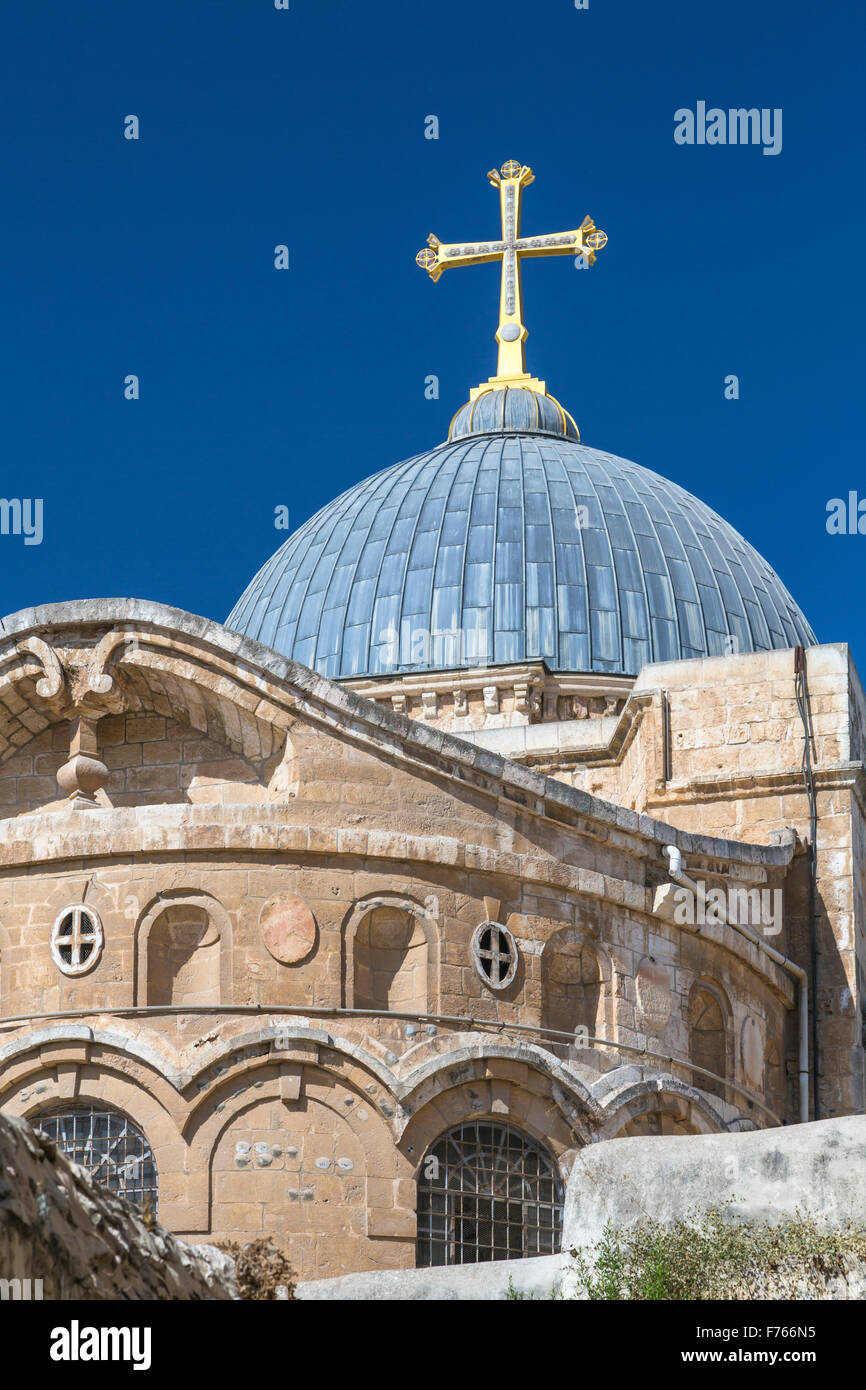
left=0, top=161, right=864, bottom=1283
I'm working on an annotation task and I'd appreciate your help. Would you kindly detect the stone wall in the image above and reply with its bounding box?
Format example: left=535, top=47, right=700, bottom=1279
left=458, top=645, right=866, bottom=1120
left=625, top=645, right=865, bottom=1119
left=0, top=602, right=848, bottom=1276
left=0, top=1109, right=235, bottom=1299
left=561, top=1113, right=866, bottom=1295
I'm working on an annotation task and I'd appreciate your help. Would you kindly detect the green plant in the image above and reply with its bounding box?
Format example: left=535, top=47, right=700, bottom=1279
left=505, top=1273, right=562, bottom=1300
left=564, top=1208, right=866, bottom=1300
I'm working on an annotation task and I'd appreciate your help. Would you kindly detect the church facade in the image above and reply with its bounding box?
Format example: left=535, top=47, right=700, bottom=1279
left=0, top=161, right=864, bottom=1283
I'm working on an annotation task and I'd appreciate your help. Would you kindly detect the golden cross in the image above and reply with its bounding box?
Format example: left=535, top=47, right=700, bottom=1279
left=416, top=159, right=607, bottom=396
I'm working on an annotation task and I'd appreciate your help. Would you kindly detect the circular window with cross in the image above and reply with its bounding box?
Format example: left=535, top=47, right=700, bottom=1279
left=51, top=906, right=104, bottom=977
left=471, top=921, right=518, bottom=991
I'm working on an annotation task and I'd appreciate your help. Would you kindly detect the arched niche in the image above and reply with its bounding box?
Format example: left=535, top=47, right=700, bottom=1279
left=135, top=892, right=233, bottom=1007
left=540, top=927, right=612, bottom=1040
left=608, top=1088, right=723, bottom=1138
left=688, top=981, right=732, bottom=1097
left=342, top=893, right=439, bottom=1014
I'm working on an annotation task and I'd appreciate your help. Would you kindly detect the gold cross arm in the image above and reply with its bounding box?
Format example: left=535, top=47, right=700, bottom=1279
left=415, top=160, right=607, bottom=387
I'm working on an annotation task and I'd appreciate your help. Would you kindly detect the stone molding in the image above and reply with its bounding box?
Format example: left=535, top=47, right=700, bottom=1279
left=343, top=662, right=632, bottom=732
left=0, top=1018, right=737, bottom=1144
left=0, top=602, right=797, bottom=876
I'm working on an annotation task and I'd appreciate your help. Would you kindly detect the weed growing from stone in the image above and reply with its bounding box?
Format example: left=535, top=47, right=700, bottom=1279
left=565, top=1209, right=866, bottom=1300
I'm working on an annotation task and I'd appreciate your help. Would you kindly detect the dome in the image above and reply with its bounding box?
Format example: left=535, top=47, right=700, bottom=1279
left=227, top=426, right=816, bottom=680
left=450, top=385, right=579, bottom=441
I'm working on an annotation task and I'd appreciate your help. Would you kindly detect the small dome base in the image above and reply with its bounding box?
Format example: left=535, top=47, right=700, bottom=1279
left=450, top=385, right=579, bottom=440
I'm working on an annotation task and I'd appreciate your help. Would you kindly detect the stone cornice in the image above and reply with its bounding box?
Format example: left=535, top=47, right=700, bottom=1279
left=510, top=688, right=664, bottom=770
left=344, top=663, right=634, bottom=724
left=0, top=599, right=795, bottom=874
left=646, top=762, right=865, bottom=810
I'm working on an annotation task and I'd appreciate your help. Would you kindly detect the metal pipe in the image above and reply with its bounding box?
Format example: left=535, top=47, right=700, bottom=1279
left=663, top=844, right=809, bottom=1124
left=661, top=691, right=672, bottom=783
left=0, top=1000, right=781, bottom=1125
left=794, top=645, right=820, bottom=1120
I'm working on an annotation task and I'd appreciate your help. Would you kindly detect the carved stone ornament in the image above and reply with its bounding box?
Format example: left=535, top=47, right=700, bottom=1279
left=56, top=715, right=109, bottom=805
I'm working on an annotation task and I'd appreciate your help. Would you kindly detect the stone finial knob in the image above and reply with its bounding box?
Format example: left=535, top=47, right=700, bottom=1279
left=56, top=715, right=108, bottom=806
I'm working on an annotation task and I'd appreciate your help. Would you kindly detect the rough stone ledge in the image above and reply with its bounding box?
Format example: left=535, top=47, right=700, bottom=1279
left=561, top=1112, right=866, bottom=1296
left=296, top=1252, right=562, bottom=1301
left=0, top=599, right=798, bottom=870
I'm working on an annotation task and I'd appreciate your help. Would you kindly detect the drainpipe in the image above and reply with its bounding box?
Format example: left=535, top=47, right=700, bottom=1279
left=663, top=844, right=809, bottom=1124
left=794, top=645, right=820, bottom=1120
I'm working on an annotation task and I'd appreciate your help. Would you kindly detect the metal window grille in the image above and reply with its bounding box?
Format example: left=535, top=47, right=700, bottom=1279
left=416, top=1121, right=563, bottom=1266
left=36, top=1107, right=158, bottom=1214
left=472, top=922, right=517, bottom=989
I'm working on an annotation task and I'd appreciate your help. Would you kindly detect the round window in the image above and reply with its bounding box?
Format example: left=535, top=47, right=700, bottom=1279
left=471, top=921, right=518, bottom=990
left=51, top=906, right=104, bottom=976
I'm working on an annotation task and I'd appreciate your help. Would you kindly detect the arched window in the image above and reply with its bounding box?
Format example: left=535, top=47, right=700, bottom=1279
left=688, top=985, right=728, bottom=1095
left=146, top=903, right=220, bottom=1007
left=416, top=1121, right=563, bottom=1267
left=35, top=1106, right=158, bottom=1214
left=354, top=906, right=429, bottom=1013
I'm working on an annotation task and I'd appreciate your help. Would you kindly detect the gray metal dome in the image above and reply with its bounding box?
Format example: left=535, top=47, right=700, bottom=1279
left=450, top=385, right=579, bottom=441
left=227, top=430, right=815, bottom=679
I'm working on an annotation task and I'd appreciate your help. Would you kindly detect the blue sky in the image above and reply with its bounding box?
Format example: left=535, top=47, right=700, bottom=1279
left=2, top=0, right=864, bottom=667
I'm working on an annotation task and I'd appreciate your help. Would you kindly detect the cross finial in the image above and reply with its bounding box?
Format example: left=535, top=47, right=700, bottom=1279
left=416, top=160, right=607, bottom=399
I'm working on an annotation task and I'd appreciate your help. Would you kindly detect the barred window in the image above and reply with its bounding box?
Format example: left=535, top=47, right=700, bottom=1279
left=416, top=1121, right=563, bottom=1266
left=50, top=906, right=103, bottom=977
left=35, top=1107, right=158, bottom=1214
left=471, top=921, right=517, bottom=990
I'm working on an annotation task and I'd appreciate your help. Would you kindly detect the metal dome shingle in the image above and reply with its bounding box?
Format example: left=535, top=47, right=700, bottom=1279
left=227, top=433, right=815, bottom=679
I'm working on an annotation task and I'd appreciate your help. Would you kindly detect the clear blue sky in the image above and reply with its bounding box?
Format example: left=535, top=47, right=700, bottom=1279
left=2, top=0, right=864, bottom=668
